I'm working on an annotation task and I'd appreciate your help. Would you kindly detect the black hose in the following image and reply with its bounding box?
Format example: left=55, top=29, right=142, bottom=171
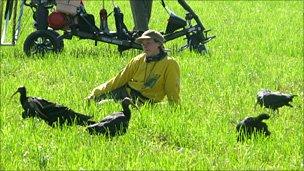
left=161, top=0, right=166, bottom=8
left=4, top=0, right=14, bottom=20
left=177, top=0, right=205, bottom=30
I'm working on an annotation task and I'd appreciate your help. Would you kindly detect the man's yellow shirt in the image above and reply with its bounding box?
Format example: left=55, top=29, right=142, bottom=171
left=90, top=53, right=180, bottom=103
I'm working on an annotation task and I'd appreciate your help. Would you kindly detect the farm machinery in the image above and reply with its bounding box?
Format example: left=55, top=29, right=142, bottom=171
left=0, top=0, right=215, bottom=56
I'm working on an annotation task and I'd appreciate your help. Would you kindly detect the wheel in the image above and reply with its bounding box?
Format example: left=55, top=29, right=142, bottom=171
left=194, top=43, right=207, bottom=54
left=23, top=30, right=62, bottom=56
left=48, top=30, right=64, bottom=52
left=188, top=33, right=207, bottom=54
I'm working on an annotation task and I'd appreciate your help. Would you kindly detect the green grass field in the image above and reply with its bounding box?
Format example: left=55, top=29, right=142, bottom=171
left=1, top=1, right=303, bottom=170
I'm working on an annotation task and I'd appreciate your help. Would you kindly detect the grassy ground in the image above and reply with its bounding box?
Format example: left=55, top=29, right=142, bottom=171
left=1, top=1, right=303, bottom=170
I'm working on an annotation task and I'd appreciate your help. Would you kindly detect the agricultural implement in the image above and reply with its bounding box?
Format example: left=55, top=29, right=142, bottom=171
left=0, top=0, right=215, bottom=56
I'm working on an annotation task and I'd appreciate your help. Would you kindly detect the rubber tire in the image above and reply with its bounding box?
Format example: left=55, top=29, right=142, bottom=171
left=194, top=44, right=207, bottom=54
left=188, top=34, right=207, bottom=54
left=23, top=30, right=62, bottom=56
left=48, top=30, right=64, bottom=52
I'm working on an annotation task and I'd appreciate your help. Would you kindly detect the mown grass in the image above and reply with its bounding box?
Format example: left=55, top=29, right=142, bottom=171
left=1, top=1, right=303, bottom=170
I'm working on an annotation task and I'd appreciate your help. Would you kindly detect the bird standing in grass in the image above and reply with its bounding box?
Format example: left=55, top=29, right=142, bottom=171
left=86, top=97, right=137, bottom=137
left=255, top=89, right=297, bottom=112
left=12, top=86, right=95, bottom=127
left=236, top=113, right=271, bottom=142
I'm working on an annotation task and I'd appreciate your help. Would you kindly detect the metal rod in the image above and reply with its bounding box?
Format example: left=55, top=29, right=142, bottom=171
left=177, top=0, right=205, bottom=30
left=72, top=31, right=142, bottom=49
left=0, top=0, right=3, bottom=44
left=15, top=0, right=25, bottom=41
left=164, top=25, right=201, bottom=42
left=12, top=0, right=18, bottom=45
left=1, top=10, right=9, bottom=44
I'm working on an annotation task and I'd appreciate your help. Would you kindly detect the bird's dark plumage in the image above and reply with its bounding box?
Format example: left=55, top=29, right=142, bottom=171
left=236, top=113, right=271, bottom=142
left=86, top=97, right=135, bottom=137
left=12, top=86, right=95, bottom=126
left=256, top=89, right=297, bottom=111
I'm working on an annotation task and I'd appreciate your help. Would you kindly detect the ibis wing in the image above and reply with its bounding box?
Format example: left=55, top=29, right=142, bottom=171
left=34, top=98, right=93, bottom=123
left=98, top=115, right=128, bottom=132
left=105, top=115, right=127, bottom=125
left=27, top=98, right=48, bottom=118
left=99, top=112, right=124, bottom=123
left=31, top=97, right=80, bottom=116
left=30, top=97, right=68, bottom=114
left=87, top=114, right=128, bottom=136
left=263, top=94, right=290, bottom=107
left=28, top=97, right=70, bottom=121
left=34, top=97, right=64, bottom=108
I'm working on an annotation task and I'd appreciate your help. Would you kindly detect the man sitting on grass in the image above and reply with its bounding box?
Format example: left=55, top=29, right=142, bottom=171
left=86, top=30, right=180, bottom=105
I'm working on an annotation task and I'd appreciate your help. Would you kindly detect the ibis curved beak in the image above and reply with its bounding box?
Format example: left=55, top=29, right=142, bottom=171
left=10, top=90, right=18, bottom=99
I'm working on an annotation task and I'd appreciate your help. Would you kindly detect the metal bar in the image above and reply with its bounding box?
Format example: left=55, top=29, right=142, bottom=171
left=0, top=0, right=3, bottom=44
left=1, top=0, right=14, bottom=44
left=72, top=31, right=142, bottom=49
left=177, top=0, right=205, bottom=30
left=164, top=25, right=201, bottom=42
left=15, top=0, right=25, bottom=41
left=12, top=0, right=18, bottom=45
left=1, top=10, right=9, bottom=44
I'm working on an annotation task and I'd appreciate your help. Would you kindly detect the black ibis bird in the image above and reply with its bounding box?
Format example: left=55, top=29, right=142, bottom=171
left=12, top=86, right=96, bottom=127
left=236, top=113, right=271, bottom=142
left=255, top=89, right=297, bottom=111
left=86, top=97, right=138, bottom=137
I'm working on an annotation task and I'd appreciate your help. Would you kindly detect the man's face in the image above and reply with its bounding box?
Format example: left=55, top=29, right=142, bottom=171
left=141, top=39, right=160, bottom=56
